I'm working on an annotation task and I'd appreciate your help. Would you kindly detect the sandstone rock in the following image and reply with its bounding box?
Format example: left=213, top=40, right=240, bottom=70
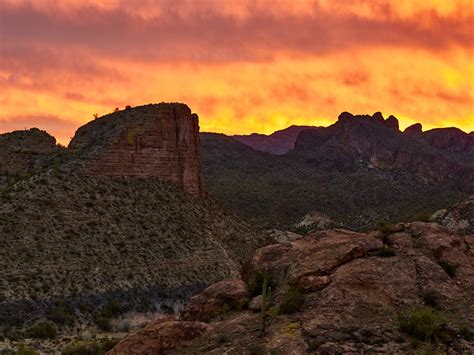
left=297, top=275, right=330, bottom=293
left=180, top=279, right=249, bottom=322
left=69, top=103, right=204, bottom=195
left=268, top=229, right=302, bottom=243
left=114, top=223, right=474, bottom=354
left=243, top=229, right=383, bottom=288
left=108, top=318, right=210, bottom=355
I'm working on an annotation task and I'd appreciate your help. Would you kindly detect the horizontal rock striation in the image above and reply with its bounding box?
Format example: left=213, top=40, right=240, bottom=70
left=69, top=103, right=204, bottom=196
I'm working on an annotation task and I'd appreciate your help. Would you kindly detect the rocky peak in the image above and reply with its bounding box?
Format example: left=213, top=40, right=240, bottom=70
left=337, top=111, right=399, bottom=131
left=385, top=115, right=399, bottom=130
left=404, top=123, right=423, bottom=135
left=69, top=103, right=205, bottom=195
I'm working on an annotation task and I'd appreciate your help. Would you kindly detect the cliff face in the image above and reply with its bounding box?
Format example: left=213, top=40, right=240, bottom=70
left=293, top=112, right=474, bottom=187
left=69, top=103, right=204, bottom=196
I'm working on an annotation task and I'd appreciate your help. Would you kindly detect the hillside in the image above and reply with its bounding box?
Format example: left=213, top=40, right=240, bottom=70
left=0, top=104, right=268, bottom=332
left=201, top=112, right=473, bottom=230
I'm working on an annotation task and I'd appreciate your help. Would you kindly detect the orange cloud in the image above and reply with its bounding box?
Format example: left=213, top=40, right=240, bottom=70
left=0, top=0, right=473, bottom=144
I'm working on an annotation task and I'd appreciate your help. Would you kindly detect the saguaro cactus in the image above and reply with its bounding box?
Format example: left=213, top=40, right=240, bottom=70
left=260, top=269, right=270, bottom=334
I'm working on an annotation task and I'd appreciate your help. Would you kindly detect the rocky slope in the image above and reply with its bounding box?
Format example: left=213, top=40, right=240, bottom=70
left=201, top=112, right=473, bottom=229
left=110, top=221, right=474, bottom=354
left=0, top=104, right=268, bottom=333
left=233, top=125, right=317, bottom=155
left=0, top=128, right=69, bottom=178
left=433, top=195, right=474, bottom=235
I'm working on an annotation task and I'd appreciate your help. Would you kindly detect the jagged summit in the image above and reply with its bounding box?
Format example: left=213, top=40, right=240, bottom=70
left=337, top=111, right=400, bottom=131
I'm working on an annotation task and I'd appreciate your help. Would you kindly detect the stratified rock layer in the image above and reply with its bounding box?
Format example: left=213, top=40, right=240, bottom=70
left=69, top=103, right=204, bottom=195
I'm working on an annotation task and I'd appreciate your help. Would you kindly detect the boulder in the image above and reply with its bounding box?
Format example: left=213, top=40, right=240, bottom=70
left=108, top=318, right=210, bottom=355
left=180, top=279, right=249, bottom=322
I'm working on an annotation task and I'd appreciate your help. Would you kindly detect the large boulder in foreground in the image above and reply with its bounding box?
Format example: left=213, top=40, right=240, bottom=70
left=111, top=222, right=474, bottom=354
left=108, top=317, right=210, bottom=355
left=180, top=279, right=249, bottom=322
left=69, top=103, right=204, bottom=195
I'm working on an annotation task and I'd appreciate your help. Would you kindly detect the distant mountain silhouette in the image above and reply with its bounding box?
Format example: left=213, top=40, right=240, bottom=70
left=233, top=125, right=318, bottom=154
left=201, top=112, right=473, bottom=229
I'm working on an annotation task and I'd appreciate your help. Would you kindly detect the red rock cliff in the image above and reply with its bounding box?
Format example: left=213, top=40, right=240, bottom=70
left=69, top=103, right=204, bottom=195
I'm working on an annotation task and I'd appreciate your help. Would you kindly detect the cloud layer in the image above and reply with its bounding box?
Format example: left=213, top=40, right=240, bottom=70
left=1, top=0, right=473, bottom=143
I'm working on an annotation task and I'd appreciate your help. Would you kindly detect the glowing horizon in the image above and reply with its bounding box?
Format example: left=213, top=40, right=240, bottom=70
left=1, top=0, right=473, bottom=145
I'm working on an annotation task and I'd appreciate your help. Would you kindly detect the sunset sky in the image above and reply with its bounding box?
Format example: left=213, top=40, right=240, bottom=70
left=1, top=0, right=473, bottom=144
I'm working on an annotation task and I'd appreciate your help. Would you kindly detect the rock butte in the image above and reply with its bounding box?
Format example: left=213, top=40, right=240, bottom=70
left=0, top=103, right=205, bottom=196
left=69, top=103, right=205, bottom=196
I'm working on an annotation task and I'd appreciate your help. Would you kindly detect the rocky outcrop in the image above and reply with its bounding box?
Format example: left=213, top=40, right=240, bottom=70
left=69, top=103, right=204, bottom=195
left=180, top=279, right=249, bottom=322
left=293, top=112, right=473, bottom=188
left=433, top=195, right=474, bottom=234
left=0, top=128, right=66, bottom=176
left=422, top=127, right=474, bottom=153
left=294, top=211, right=334, bottom=231
left=112, top=222, right=474, bottom=354
left=108, top=317, right=210, bottom=355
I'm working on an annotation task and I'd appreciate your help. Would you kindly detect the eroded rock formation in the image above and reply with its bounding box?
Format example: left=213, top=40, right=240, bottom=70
left=69, top=103, right=204, bottom=195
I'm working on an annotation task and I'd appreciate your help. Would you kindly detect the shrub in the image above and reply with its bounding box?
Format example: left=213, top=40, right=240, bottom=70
left=63, top=338, right=119, bottom=355
left=422, top=290, right=441, bottom=309
left=375, top=247, right=396, bottom=257
left=414, top=212, right=432, bottom=222
left=49, top=301, right=75, bottom=326
left=278, top=286, right=304, bottom=314
left=398, top=307, right=444, bottom=343
left=27, top=321, right=57, bottom=339
left=94, top=299, right=124, bottom=331
left=15, top=344, right=38, bottom=355
left=459, top=325, right=473, bottom=341
left=438, top=260, right=457, bottom=277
